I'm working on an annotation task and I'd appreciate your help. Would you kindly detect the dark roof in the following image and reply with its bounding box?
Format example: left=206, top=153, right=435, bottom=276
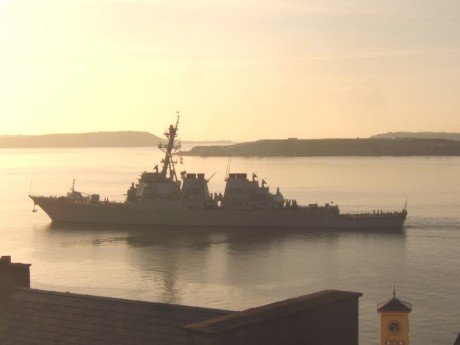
left=0, top=288, right=230, bottom=345
left=377, top=297, right=412, bottom=313
left=185, top=290, right=362, bottom=334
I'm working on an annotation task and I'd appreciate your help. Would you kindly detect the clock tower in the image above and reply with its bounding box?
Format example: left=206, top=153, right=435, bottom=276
left=377, top=289, right=412, bottom=345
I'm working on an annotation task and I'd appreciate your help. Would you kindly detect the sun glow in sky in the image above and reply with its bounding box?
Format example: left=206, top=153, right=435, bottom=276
left=1, top=0, right=459, bottom=141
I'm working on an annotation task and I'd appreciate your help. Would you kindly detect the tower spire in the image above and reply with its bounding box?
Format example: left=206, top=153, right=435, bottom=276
left=377, top=289, right=412, bottom=345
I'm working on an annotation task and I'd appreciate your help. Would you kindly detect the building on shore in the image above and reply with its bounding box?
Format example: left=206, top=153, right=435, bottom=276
left=0, top=256, right=362, bottom=345
left=377, top=288, right=412, bottom=345
left=2, top=255, right=459, bottom=345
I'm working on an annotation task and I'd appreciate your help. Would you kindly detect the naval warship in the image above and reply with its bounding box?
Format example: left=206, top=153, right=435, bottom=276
left=30, top=116, right=407, bottom=230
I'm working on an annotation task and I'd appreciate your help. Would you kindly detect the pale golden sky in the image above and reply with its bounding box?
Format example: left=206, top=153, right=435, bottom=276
left=1, top=0, right=459, bottom=141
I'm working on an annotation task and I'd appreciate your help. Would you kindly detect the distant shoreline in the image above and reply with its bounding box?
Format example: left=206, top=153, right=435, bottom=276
left=183, top=138, right=460, bottom=157
left=0, top=132, right=232, bottom=148
left=2, top=131, right=460, bottom=156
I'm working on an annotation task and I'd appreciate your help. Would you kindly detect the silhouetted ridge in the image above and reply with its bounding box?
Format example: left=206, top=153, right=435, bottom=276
left=371, top=132, right=460, bottom=141
left=0, top=132, right=162, bottom=148
left=183, top=138, right=460, bottom=157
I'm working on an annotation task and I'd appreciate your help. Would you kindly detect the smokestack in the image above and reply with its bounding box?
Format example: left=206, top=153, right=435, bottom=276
left=0, top=256, right=31, bottom=291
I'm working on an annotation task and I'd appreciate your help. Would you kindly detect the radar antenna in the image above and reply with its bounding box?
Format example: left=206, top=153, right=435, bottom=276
left=225, top=157, right=232, bottom=180
left=159, top=112, right=182, bottom=181
left=175, top=111, right=180, bottom=129
left=206, top=171, right=217, bottom=182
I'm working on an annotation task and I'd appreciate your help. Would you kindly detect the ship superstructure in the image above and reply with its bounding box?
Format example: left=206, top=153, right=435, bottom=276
left=126, top=116, right=183, bottom=204
left=125, top=115, right=218, bottom=210
left=30, top=115, right=407, bottom=230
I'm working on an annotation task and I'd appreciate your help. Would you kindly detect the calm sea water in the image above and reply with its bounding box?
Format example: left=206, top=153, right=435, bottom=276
left=1, top=147, right=459, bottom=344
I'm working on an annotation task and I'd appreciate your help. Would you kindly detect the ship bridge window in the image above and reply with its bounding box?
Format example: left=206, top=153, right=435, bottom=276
left=184, top=188, right=200, bottom=195
left=227, top=188, right=244, bottom=194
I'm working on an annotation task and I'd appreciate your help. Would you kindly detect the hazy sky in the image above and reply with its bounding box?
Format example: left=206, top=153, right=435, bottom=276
left=1, top=0, right=459, bottom=141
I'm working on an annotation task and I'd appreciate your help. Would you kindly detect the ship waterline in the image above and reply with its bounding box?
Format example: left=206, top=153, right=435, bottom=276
left=29, top=195, right=407, bottom=229
left=29, top=115, right=407, bottom=230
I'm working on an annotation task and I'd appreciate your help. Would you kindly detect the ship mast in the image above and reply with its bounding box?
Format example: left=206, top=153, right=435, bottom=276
left=159, top=112, right=181, bottom=181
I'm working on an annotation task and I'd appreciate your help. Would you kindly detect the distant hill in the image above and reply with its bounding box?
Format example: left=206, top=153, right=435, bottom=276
left=0, top=132, right=162, bottom=148
left=183, top=140, right=233, bottom=145
left=0, top=132, right=233, bottom=148
left=371, top=132, right=460, bottom=141
left=183, top=138, right=460, bottom=157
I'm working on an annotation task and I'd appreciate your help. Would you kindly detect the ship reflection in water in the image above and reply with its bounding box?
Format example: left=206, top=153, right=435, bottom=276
left=38, top=222, right=405, bottom=308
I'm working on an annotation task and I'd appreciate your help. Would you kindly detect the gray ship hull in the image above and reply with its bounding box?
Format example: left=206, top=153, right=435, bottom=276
left=30, top=196, right=407, bottom=230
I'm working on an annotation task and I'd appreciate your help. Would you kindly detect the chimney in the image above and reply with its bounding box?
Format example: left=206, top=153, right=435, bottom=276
left=0, top=256, right=31, bottom=291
